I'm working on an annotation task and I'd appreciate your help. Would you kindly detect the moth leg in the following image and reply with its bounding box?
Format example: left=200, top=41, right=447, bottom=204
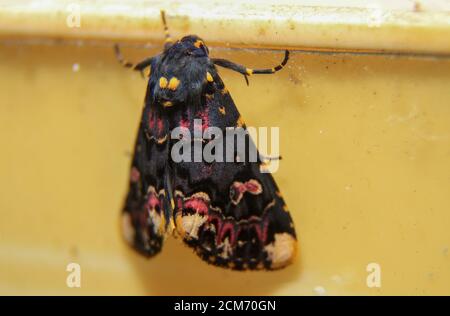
left=114, top=44, right=153, bottom=75
left=160, top=10, right=174, bottom=50
left=259, top=154, right=282, bottom=162
left=212, top=50, right=290, bottom=85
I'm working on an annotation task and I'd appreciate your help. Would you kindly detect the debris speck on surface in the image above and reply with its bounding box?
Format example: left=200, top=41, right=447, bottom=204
left=313, top=286, right=327, bottom=296
left=72, top=63, right=80, bottom=72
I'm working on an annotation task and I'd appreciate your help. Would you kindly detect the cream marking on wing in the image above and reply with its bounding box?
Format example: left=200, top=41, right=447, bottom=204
left=264, top=233, right=296, bottom=269
left=121, top=213, right=135, bottom=245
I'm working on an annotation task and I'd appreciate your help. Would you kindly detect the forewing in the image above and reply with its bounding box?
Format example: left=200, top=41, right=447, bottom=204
left=169, top=70, right=297, bottom=270
left=122, top=103, right=171, bottom=257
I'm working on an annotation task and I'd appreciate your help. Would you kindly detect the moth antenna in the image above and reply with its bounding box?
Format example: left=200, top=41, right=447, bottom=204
left=161, top=10, right=174, bottom=49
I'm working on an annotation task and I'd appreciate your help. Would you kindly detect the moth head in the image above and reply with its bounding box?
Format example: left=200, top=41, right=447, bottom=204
left=151, top=35, right=212, bottom=108
left=179, top=35, right=209, bottom=57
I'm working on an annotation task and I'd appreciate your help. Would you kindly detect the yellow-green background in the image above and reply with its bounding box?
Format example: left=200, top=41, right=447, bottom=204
left=0, top=42, right=449, bottom=295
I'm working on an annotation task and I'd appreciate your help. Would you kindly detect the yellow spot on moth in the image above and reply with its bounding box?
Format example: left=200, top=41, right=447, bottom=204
left=168, top=217, right=175, bottom=235
left=143, top=67, right=151, bottom=77
left=221, top=87, right=228, bottom=95
left=175, top=214, right=186, bottom=238
left=159, top=77, right=168, bottom=88
left=194, top=40, right=204, bottom=48
left=158, top=213, right=166, bottom=234
left=237, top=116, right=245, bottom=127
left=168, top=77, right=180, bottom=90
left=206, top=72, right=214, bottom=82
left=163, top=101, right=173, bottom=107
left=156, top=134, right=168, bottom=144
left=218, top=106, right=226, bottom=115
left=246, top=68, right=253, bottom=75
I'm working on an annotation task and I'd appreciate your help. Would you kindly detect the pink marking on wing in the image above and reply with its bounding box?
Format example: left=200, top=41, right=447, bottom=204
left=146, top=193, right=160, bottom=211
left=252, top=220, right=269, bottom=244
left=218, top=221, right=236, bottom=244
left=148, top=112, right=155, bottom=129
left=230, top=182, right=246, bottom=203
left=197, top=108, right=210, bottom=131
left=235, top=182, right=246, bottom=194
left=262, top=219, right=269, bottom=243
left=130, top=167, right=140, bottom=183
left=245, top=181, right=261, bottom=194
left=135, top=210, right=148, bottom=226
left=179, top=118, right=190, bottom=129
left=184, top=197, right=209, bottom=215
left=208, top=214, right=222, bottom=235
left=157, top=118, right=164, bottom=134
left=176, top=196, right=183, bottom=211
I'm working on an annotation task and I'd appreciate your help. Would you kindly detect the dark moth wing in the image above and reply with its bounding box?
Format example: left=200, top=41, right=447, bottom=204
left=121, top=86, right=172, bottom=257
left=168, top=70, right=297, bottom=270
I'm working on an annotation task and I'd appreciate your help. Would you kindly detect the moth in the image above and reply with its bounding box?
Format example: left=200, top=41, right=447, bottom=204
left=116, top=11, right=297, bottom=270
